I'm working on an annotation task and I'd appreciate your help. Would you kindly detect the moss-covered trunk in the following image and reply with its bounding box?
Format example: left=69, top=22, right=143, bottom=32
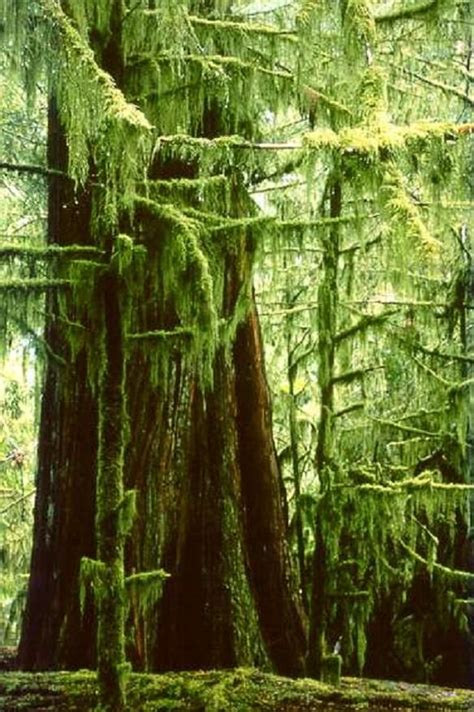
left=19, top=0, right=306, bottom=678
left=151, top=284, right=306, bottom=675
left=95, top=265, right=127, bottom=710
left=153, top=350, right=269, bottom=671
left=307, top=178, right=341, bottom=678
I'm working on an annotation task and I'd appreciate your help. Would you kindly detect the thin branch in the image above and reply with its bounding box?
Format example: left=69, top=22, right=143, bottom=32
left=400, top=67, right=474, bottom=107
left=0, top=161, right=67, bottom=178
left=399, top=539, right=474, bottom=582
left=127, top=327, right=194, bottom=341
left=368, top=414, right=440, bottom=438
left=0, top=488, right=35, bottom=516
left=375, top=0, right=439, bottom=23
left=402, top=338, right=474, bottom=364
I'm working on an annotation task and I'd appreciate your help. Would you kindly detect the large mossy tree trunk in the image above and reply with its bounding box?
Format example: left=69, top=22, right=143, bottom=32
left=152, top=302, right=306, bottom=676
left=19, top=1, right=306, bottom=677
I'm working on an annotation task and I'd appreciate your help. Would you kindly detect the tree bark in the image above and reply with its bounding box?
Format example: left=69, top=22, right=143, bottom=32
left=18, top=100, right=97, bottom=670
left=95, top=265, right=127, bottom=710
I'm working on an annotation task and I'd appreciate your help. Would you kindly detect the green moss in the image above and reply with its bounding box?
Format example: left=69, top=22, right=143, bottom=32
left=133, top=195, right=220, bottom=384
left=2, top=669, right=474, bottom=710
left=304, top=121, right=473, bottom=155
left=125, top=570, right=170, bottom=617
left=0, top=278, right=71, bottom=292
left=343, top=0, right=376, bottom=51
left=80, top=557, right=107, bottom=616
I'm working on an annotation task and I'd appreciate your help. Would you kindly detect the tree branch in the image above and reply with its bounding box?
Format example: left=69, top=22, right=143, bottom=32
left=0, top=161, right=67, bottom=178
left=375, top=0, right=440, bottom=23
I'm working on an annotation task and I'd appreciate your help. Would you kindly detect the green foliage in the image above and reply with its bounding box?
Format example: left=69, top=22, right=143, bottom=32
left=0, top=367, right=35, bottom=645
left=80, top=557, right=107, bottom=617
left=125, top=570, right=170, bottom=617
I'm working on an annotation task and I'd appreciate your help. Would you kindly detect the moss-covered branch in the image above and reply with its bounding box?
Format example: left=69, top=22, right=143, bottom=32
left=0, top=244, right=104, bottom=259
left=368, top=415, right=440, bottom=438
left=399, top=539, right=474, bottom=582
left=334, top=312, right=396, bottom=345
left=401, top=337, right=474, bottom=364
left=157, top=121, right=473, bottom=157
left=0, top=160, right=66, bottom=177
left=400, top=68, right=474, bottom=107
left=374, top=0, right=442, bottom=23
left=331, top=365, right=382, bottom=386
left=127, top=328, right=194, bottom=341
left=188, top=15, right=296, bottom=38
left=150, top=53, right=293, bottom=81
left=304, top=121, right=474, bottom=155
left=0, top=278, right=70, bottom=292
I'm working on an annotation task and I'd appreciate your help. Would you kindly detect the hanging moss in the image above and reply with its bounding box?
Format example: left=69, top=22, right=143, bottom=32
left=381, top=163, right=442, bottom=256
left=125, top=570, right=170, bottom=617
left=342, top=0, right=376, bottom=54
left=145, top=176, right=231, bottom=214
left=79, top=557, right=107, bottom=617
left=356, top=65, right=388, bottom=123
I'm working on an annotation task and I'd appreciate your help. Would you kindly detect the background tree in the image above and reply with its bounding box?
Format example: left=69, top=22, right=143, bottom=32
left=257, top=0, right=474, bottom=683
left=0, top=48, right=46, bottom=650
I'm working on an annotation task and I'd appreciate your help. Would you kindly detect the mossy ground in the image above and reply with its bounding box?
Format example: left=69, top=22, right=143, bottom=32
left=1, top=667, right=474, bottom=710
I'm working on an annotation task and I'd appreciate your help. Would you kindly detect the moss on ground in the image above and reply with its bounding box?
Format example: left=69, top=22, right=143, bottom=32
left=0, top=668, right=474, bottom=710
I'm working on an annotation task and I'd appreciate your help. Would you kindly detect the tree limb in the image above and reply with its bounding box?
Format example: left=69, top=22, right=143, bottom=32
left=0, top=161, right=67, bottom=178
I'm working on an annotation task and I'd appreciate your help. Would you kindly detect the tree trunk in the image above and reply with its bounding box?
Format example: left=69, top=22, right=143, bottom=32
left=19, top=0, right=307, bottom=677
left=18, top=100, right=97, bottom=670
left=307, top=178, right=341, bottom=678
left=234, top=305, right=307, bottom=675
left=95, top=265, right=127, bottom=710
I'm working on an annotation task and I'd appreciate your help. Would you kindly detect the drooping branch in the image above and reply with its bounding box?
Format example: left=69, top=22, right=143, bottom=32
left=399, top=67, right=474, bottom=107
left=400, top=336, right=474, bottom=364
left=399, top=539, right=474, bottom=582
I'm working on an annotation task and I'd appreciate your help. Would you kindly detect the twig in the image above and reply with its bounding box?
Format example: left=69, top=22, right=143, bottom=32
left=0, top=488, right=35, bottom=516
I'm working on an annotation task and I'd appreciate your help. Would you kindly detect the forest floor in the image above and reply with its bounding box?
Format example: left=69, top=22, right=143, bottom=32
left=1, top=652, right=474, bottom=711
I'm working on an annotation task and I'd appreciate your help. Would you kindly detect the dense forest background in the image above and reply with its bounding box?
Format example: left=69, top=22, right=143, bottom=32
left=0, top=0, right=473, bottom=710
